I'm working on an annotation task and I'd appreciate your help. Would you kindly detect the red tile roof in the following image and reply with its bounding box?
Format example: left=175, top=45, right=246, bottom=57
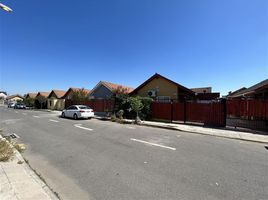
left=62, top=88, right=91, bottom=99
left=26, top=93, right=37, bottom=98
left=48, top=90, right=66, bottom=98
left=70, top=88, right=91, bottom=94
left=101, top=81, right=134, bottom=94
left=36, top=92, right=50, bottom=98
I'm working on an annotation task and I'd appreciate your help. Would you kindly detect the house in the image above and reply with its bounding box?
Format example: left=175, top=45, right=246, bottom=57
left=47, top=90, right=66, bottom=110
left=225, top=87, right=247, bottom=99
left=130, top=73, right=195, bottom=102
left=191, top=87, right=220, bottom=101
left=6, top=94, right=24, bottom=103
left=25, top=93, right=37, bottom=99
left=0, top=91, right=7, bottom=105
left=227, top=79, right=268, bottom=100
left=89, top=81, right=134, bottom=99
left=24, top=93, right=37, bottom=107
left=35, top=92, right=50, bottom=109
left=62, top=88, right=91, bottom=100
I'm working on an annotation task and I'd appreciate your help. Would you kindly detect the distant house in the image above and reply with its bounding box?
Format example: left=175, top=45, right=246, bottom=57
left=89, top=81, right=134, bottom=99
left=130, top=73, right=195, bottom=102
left=226, top=87, right=247, bottom=98
left=227, top=79, right=268, bottom=100
left=191, top=87, right=212, bottom=94
left=35, top=92, right=50, bottom=109
left=0, top=91, right=7, bottom=105
left=191, top=87, right=220, bottom=101
left=6, top=94, right=24, bottom=103
left=47, top=90, right=66, bottom=110
left=25, top=93, right=38, bottom=99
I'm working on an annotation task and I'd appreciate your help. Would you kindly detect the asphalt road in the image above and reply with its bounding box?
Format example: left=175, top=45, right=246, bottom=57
left=0, top=106, right=267, bottom=200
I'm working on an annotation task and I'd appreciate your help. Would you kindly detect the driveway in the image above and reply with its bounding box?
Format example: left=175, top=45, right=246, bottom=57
left=0, top=106, right=267, bottom=200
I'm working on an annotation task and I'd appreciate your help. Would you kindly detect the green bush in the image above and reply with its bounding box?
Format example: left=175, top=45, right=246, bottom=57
left=24, top=97, right=35, bottom=107
left=139, top=97, right=153, bottom=120
left=114, top=96, right=153, bottom=121
left=71, top=88, right=89, bottom=101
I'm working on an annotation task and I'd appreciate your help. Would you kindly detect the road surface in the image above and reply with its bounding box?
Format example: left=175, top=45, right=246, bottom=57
left=1, top=106, right=267, bottom=200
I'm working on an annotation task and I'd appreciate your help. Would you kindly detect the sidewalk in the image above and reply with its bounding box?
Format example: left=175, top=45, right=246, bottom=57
left=0, top=136, right=59, bottom=200
left=94, top=114, right=268, bottom=143
left=140, top=121, right=268, bottom=143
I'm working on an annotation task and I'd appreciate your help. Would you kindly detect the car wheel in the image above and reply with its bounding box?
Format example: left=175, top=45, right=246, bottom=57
left=73, top=113, right=78, bottom=120
left=61, top=112, right=65, bottom=118
left=88, top=117, right=92, bottom=119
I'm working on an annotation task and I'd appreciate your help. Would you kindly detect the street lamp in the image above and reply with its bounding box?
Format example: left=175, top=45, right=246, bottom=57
left=0, top=3, right=12, bottom=12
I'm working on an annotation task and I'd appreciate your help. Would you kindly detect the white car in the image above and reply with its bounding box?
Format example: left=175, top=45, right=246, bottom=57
left=61, top=105, right=94, bottom=119
left=8, top=102, right=16, bottom=108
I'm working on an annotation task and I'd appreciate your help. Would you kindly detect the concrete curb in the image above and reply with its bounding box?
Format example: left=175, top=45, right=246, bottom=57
left=140, top=121, right=268, bottom=144
left=101, top=118, right=268, bottom=144
left=0, top=135, right=59, bottom=200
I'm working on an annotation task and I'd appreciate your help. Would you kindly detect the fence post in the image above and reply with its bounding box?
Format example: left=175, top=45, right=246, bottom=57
left=222, top=98, right=227, bottom=127
left=170, top=100, right=173, bottom=123
left=184, top=99, right=186, bottom=123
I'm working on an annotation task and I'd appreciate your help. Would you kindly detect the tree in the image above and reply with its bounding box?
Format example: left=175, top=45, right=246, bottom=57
left=24, top=97, right=35, bottom=107
left=112, top=86, right=129, bottom=97
left=128, top=96, right=144, bottom=124
left=17, top=99, right=23, bottom=103
left=112, top=86, right=129, bottom=114
left=71, top=88, right=89, bottom=102
left=36, top=96, right=47, bottom=109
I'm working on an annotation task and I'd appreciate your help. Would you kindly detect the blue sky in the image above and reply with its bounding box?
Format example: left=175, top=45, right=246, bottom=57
left=0, top=0, right=267, bottom=96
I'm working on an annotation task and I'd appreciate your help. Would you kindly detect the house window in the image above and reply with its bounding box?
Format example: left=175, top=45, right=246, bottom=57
left=156, top=96, right=171, bottom=102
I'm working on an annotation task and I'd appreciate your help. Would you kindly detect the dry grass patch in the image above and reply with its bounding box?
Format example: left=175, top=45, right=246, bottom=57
left=0, top=138, right=14, bottom=162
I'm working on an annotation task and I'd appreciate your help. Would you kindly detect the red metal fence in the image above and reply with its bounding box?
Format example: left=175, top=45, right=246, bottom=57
left=227, top=99, right=268, bottom=120
left=65, top=99, right=114, bottom=112
left=226, top=99, right=268, bottom=131
left=152, top=100, right=226, bottom=127
left=65, top=98, right=268, bottom=130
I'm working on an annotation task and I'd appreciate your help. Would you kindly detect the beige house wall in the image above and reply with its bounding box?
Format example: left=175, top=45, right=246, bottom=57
left=47, top=98, right=65, bottom=110
left=135, top=77, right=178, bottom=100
left=8, top=97, right=24, bottom=102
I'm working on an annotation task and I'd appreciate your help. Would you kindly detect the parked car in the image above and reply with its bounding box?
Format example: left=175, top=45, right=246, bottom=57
left=14, top=103, right=26, bottom=109
left=61, top=105, right=94, bottom=119
left=8, top=102, right=16, bottom=108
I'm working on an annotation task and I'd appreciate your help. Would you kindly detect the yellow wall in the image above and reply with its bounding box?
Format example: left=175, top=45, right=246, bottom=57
left=135, top=77, right=178, bottom=99
left=47, top=98, right=65, bottom=110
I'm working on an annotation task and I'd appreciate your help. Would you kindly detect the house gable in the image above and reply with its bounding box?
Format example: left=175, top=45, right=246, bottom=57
left=130, top=73, right=194, bottom=100
left=134, top=76, right=178, bottom=99
left=36, top=92, right=50, bottom=98
left=90, top=84, right=113, bottom=99
left=49, top=91, right=58, bottom=99
left=48, top=90, right=66, bottom=99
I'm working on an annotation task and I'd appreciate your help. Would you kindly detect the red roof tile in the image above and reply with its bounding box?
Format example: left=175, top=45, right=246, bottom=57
left=48, top=90, right=66, bottom=98
left=101, top=81, right=134, bottom=94
left=37, top=92, right=50, bottom=98
left=26, top=93, right=37, bottom=98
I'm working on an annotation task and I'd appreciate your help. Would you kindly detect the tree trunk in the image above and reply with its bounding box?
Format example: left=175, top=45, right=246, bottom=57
left=135, top=111, right=141, bottom=124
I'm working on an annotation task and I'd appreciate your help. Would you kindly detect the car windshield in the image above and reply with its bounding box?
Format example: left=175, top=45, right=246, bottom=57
left=78, top=106, right=91, bottom=110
